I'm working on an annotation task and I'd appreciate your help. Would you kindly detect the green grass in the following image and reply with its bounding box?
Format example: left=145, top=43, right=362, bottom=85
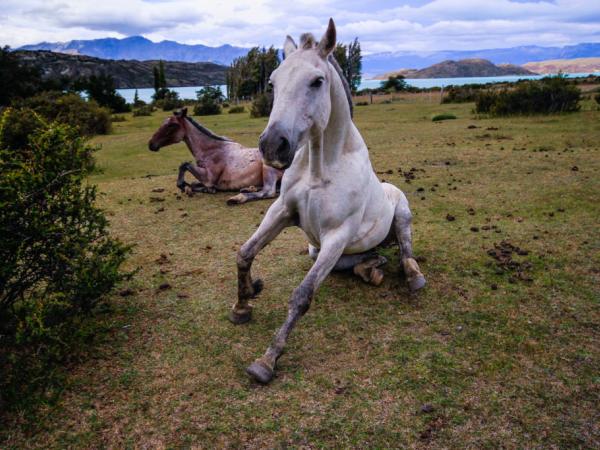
left=2, top=95, right=599, bottom=448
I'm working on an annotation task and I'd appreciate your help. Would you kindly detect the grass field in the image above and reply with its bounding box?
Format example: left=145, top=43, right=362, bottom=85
left=3, top=95, right=599, bottom=448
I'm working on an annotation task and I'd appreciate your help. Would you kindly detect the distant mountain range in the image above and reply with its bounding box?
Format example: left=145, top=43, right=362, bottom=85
left=17, top=36, right=600, bottom=78
left=522, top=57, right=600, bottom=75
left=362, top=43, right=600, bottom=77
left=14, top=50, right=228, bottom=89
left=18, top=36, right=249, bottom=66
left=374, top=59, right=535, bottom=79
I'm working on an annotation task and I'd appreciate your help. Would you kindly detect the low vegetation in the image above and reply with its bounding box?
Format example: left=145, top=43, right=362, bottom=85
left=475, top=75, right=581, bottom=116
left=15, top=91, right=112, bottom=135
left=0, top=111, right=130, bottom=410
left=432, top=113, right=457, bottom=121
left=250, top=92, right=273, bottom=117
left=228, top=105, right=245, bottom=114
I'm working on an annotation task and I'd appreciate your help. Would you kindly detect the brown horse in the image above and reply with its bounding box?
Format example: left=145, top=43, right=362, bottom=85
left=148, top=108, right=282, bottom=204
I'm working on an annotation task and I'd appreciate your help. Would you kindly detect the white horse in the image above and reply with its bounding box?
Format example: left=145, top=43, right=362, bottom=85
left=230, top=19, right=426, bottom=383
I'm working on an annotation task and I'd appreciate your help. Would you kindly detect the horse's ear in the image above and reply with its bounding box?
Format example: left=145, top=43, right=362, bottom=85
left=180, top=107, right=188, bottom=117
left=283, top=35, right=297, bottom=58
left=317, top=18, right=336, bottom=58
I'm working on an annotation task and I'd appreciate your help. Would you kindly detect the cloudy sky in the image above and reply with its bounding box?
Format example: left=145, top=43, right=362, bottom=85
left=1, top=0, right=599, bottom=53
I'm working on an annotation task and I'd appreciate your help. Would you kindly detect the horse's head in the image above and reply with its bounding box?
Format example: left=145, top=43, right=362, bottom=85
left=259, top=18, right=337, bottom=169
left=148, top=108, right=188, bottom=152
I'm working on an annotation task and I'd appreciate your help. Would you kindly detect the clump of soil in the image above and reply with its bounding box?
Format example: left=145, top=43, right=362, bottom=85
left=486, top=240, right=533, bottom=283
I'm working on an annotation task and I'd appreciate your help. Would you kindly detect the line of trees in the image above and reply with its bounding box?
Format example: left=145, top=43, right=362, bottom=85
left=226, top=47, right=280, bottom=101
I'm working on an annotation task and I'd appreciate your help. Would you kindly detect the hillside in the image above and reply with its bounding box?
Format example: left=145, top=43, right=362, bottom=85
left=14, top=50, right=228, bottom=89
left=523, top=57, right=600, bottom=74
left=362, top=42, right=600, bottom=77
left=19, top=35, right=249, bottom=66
left=374, top=58, right=535, bottom=80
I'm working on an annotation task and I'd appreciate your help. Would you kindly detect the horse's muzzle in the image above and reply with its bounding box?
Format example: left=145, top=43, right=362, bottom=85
left=259, top=123, right=295, bottom=169
left=148, top=141, right=160, bottom=152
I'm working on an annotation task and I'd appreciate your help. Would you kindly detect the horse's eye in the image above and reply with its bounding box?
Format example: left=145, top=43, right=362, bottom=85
left=310, top=77, right=324, bottom=88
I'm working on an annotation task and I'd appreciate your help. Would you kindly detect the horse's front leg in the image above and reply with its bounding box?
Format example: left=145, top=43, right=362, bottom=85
left=231, top=198, right=293, bottom=324
left=246, top=232, right=348, bottom=384
left=226, top=165, right=281, bottom=205
left=393, top=193, right=426, bottom=292
left=179, top=163, right=217, bottom=195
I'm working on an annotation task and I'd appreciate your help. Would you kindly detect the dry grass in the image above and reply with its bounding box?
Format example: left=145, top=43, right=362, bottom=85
left=2, top=94, right=599, bottom=448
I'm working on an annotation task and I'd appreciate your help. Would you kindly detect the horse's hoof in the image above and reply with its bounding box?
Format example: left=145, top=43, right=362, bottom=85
left=251, top=279, right=264, bottom=297
left=246, top=360, right=274, bottom=384
left=229, top=307, right=252, bottom=325
left=370, top=268, right=384, bottom=286
left=240, top=186, right=258, bottom=193
left=184, top=186, right=194, bottom=197
left=408, top=274, right=426, bottom=292
left=226, top=193, right=246, bottom=205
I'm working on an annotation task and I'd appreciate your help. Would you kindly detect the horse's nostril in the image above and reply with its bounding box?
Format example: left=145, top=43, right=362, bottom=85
left=277, top=137, right=290, bottom=153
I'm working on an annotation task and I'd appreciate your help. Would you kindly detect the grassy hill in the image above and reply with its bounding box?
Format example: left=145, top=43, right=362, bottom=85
left=14, top=50, right=228, bottom=89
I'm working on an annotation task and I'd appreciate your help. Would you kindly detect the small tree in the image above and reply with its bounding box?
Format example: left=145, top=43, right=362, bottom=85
left=81, top=74, right=130, bottom=113
left=194, top=86, right=224, bottom=116
left=133, top=89, right=145, bottom=107
left=381, top=75, right=408, bottom=92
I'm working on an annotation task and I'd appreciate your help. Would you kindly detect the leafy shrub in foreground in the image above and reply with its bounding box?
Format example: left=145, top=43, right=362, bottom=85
left=475, top=75, right=581, bottom=116
left=0, top=111, right=130, bottom=407
left=16, top=91, right=112, bottom=135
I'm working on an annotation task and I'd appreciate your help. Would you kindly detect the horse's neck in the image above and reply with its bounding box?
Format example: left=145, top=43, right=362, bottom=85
left=307, top=66, right=357, bottom=179
left=183, top=120, right=220, bottom=161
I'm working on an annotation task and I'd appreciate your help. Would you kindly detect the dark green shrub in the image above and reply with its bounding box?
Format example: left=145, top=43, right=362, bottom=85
left=355, top=101, right=369, bottom=106
left=0, top=111, right=130, bottom=407
left=153, top=90, right=183, bottom=111
left=16, top=91, right=112, bottom=135
left=432, top=113, right=457, bottom=121
left=0, top=46, right=44, bottom=105
left=133, top=105, right=154, bottom=117
left=475, top=75, right=581, bottom=116
left=250, top=92, right=273, bottom=118
left=111, top=115, right=127, bottom=122
left=442, top=84, right=483, bottom=103
left=228, top=105, right=245, bottom=114
left=194, top=86, right=224, bottom=116
left=595, top=93, right=600, bottom=105
left=0, top=107, right=44, bottom=149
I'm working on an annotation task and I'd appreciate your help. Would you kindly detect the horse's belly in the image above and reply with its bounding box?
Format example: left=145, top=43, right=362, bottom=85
left=218, top=150, right=263, bottom=190
left=344, top=206, right=394, bottom=254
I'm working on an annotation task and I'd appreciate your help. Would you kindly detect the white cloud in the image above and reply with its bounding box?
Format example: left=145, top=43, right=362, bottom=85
left=0, top=0, right=598, bottom=51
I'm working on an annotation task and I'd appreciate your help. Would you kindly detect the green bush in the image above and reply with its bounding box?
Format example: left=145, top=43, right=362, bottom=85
left=16, top=91, right=112, bottom=135
left=194, top=86, right=224, bottom=116
left=0, top=111, right=130, bottom=407
left=76, top=74, right=130, bottom=113
left=154, top=90, right=184, bottom=111
left=432, top=113, right=457, bottom=121
left=381, top=75, right=408, bottom=92
left=111, top=115, right=127, bottom=122
left=475, top=75, right=581, bottom=116
left=250, top=92, right=273, bottom=118
left=442, top=84, right=483, bottom=103
left=594, top=93, right=600, bottom=105
left=228, top=105, right=245, bottom=114
left=133, top=104, right=154, bottom=117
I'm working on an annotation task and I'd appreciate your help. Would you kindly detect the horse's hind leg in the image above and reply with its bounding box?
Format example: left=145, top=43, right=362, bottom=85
left=393, top=193, right=426, bottom=292
left=308, top=245, right=387, bottom=286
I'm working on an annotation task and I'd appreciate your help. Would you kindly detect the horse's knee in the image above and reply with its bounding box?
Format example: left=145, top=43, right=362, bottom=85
left=179, top=161, right=191, bottom=172
left=290, top=285, right=314, bottom=316
left=237, top=245, right=253, bottom=271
